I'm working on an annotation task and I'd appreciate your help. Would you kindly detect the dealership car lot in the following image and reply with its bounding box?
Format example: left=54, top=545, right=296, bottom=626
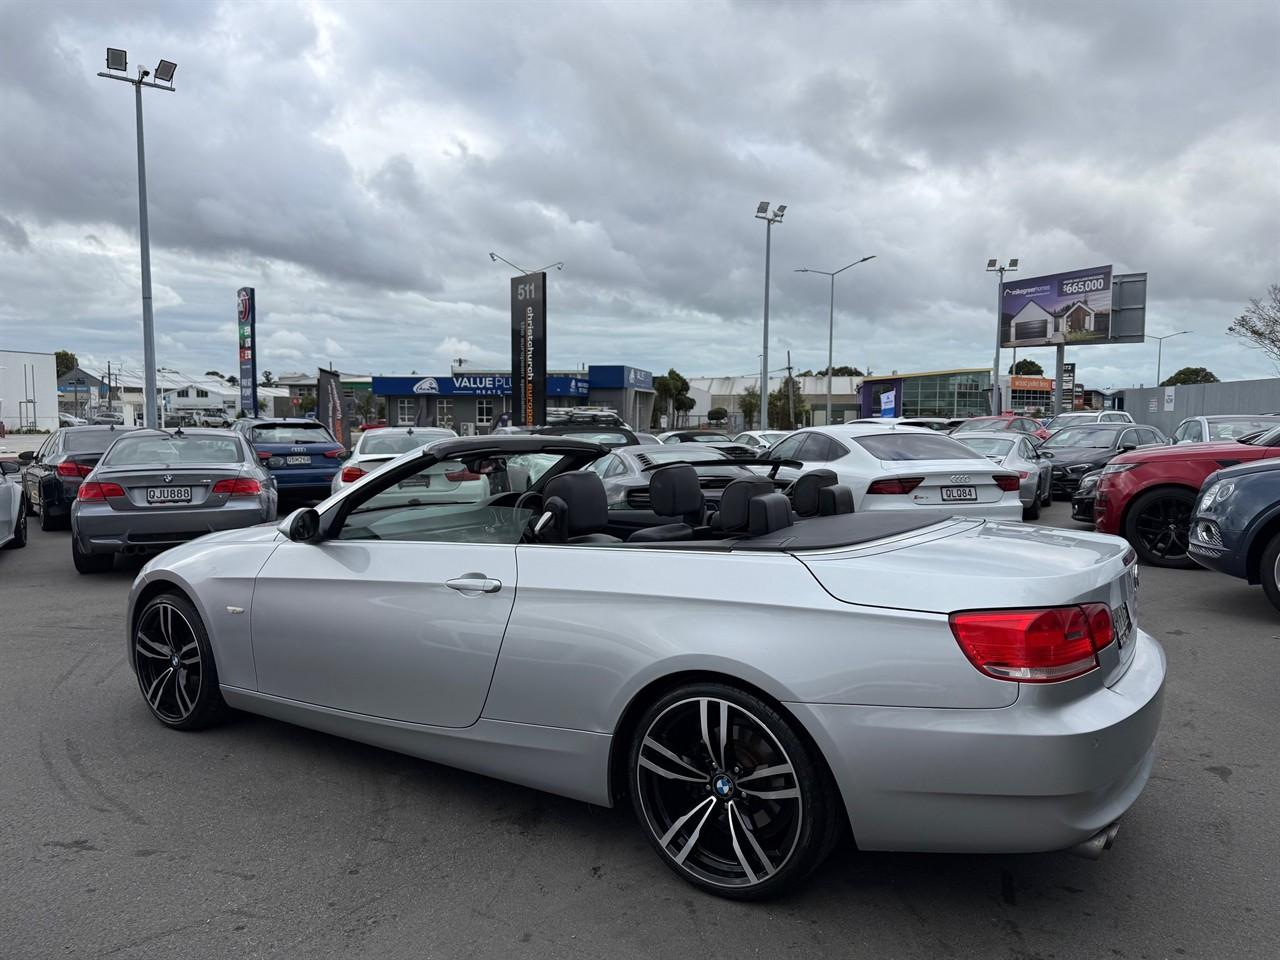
left=1, top=505, right=1276, bottom=958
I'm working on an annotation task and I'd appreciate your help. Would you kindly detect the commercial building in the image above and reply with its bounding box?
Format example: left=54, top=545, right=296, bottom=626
left=371, top=365, right=655, bottom=432
left=861, top=369, right=993, bottom=419
left=686, top=376, right=863, bottom=430
left=1, top=349, right=58, bottom=431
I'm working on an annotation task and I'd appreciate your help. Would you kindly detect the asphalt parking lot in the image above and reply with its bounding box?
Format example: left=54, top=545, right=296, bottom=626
left=1, top=501, right=1276, bottom=960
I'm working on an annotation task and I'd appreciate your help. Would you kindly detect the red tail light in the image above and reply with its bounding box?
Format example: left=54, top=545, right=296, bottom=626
left=949, top=603, right=1115, bottom=683
left=445, top=469, right=481, bottom=482
left=211, top=478, right=262, bottom=497
left=866, top=477, right=923, bottom=495
left=994, top=474, right=1020, bottom=492
left=77, top=481, right=125, bottom=501
left=1018, top=471, right=1030, bottom=479
left=57, top=461, right=93, bottom=478
left=257, top=450, right=272, bottom=460
left=324, top=448, right=346, bottom=459
left=340, top=465, right=366, bottom=483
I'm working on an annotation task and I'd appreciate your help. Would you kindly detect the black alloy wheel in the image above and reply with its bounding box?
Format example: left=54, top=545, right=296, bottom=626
left=1125, top=488, right=1197, bottom=569
left=1258, top=533, right=1280, bottom=614
left=3, top=497, right=27, bottom=549
left=629, top=683, right=837, bottom=899
left=132, top=593, right=227, bottom=729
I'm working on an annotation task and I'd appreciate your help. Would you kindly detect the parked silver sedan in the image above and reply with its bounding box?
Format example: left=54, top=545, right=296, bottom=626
left=126, top=435, right=1164, bottom=899
left=954, top=431, right=1053, bottom=521
left=0, top=459, right=27, bottom=550
left=72, top=429, right=277, bottom=573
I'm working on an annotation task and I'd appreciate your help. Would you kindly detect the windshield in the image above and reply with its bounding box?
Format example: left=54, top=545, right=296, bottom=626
left=553, top=430, right=632, bottom=445
left=853, top=433, right=980, bottom=461
left=951, top=419, right=1000, bottom=433
left=760, top=432, right=789, bottom=444
left=250, top=422, right=335, bottom=444
left=685, top=434, right=732, bottom=442
left=1207, top=418, right=1280, bottom=440
left=64, top=428, right=131, bottom=453
left=104, top=435, right=244, bottom=466
left=358, top=431, right=445, bottom=456
left=1045, top=414, right=1094, bottom=429
left=957, top=437, right=1015, bottom=457
left=1044, top=426, right=1117, bottom=448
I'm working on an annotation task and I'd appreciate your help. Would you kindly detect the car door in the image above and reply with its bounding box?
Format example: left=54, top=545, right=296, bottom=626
left=249, top=456, right=520, bottom=728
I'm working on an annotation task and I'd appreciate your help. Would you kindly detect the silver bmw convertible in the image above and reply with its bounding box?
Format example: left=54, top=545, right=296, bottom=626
left=126, top=435, right=1165, bottom=899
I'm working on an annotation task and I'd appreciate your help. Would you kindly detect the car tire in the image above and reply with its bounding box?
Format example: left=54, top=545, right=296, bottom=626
left=628, top=682, right=839, bottom=900
left=39, top=502, right=61, bottom=531
left=71, top=536, right=113, bottom=574
left=1259, top=534, right=1280, bottom=614
left=132, top=592, right=229, bottom=730
left=1041, top=477, right=1052, bottom=506
left=3, top=498, right=27, bottom=549
left=1124, top=487, right=1198, bottom=569
left=1023, top=498, right=1041, bottom=522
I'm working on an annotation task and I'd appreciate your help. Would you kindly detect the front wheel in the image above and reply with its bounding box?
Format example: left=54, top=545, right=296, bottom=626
left=628, top=683, right=839, bottom=900
left=1258, top=534, right=1280, bottom=614
left=3, top=498, right=27, bottom=549
left=1124, top=488, right=1197, bottom=569
left=132, top=592, right=228, bottom=730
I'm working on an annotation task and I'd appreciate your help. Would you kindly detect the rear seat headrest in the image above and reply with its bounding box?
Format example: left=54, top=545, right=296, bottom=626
left=819, top=484, right=854, bottom=516
left=792, top=469, right=838, bottom=517
left=649, top=463, right=703, bottom=518
left=748, top=492, right=794, bottom=537
left=715, top=477, right=774, bottom=532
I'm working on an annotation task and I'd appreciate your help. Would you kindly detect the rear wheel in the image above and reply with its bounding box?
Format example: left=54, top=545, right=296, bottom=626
left=39, top=502, right=61, bottom=531
left=3, top=498, right=26, bottom=549
left=132, top=592, right=228, bottom=730
left=1259, top=534, right=1280, bottom=614
left=1041, top=474, right=1053, bottom=506
left=1124, top=488, right=1197, bottom=569
left=629, top=683, right=838, bottom=900
left=1023, top=497, right=1041, bottom=522
left=71, top=536, right=113, bottom=574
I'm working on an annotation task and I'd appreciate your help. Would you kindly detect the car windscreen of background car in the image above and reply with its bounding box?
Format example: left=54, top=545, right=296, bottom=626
left=360, top=433, right=436, bottom=456
left=959, top=437, right=1015, bottom=457
left=1207, top=418, right=1280, bottom=439
left=64, top=429, right=126, bottom=453
left=640, top=449, right=728, bottom=464
left=951, top=419, right=997, bottom=433
left=686, top=435, right=731, bottom=442
left=558, top=431, right=630, bottom=444
left=853, top=433, right=980, bottom=461
left=1045, top=427, right=1116, bottom=448
left=104, top=436, right=243, bottom=465
left=251, top=423, right=333, bottom=444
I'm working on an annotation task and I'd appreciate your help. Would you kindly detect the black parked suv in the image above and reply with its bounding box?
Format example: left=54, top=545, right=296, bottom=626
left=1039, top=423, right=1166, bottom=499
left=1188, top=459, right=1280, bottom=612
left=18, top=425, right=135, bottom=530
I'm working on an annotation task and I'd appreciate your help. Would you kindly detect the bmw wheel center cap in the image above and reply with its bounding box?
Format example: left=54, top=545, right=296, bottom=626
left=712, top=774, right=735, bottom=798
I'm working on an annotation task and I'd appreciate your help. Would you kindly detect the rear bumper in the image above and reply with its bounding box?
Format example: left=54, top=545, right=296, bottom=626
left=270, top=467, right=338, bottom=494
left=788, top=628, right=1165, bottom=853
left=72, top=500, right=271, bottom=554
left=859, top=500, right=1023, bottom=521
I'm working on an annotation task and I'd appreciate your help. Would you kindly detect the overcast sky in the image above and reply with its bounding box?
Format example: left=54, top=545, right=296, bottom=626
left=1, top=0, right=1277, bottom=391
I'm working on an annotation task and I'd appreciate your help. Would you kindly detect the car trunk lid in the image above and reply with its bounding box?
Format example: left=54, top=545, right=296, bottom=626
left=90, top=466, right=250, bottom=510
left=871, top=458, right=1012, bottom=506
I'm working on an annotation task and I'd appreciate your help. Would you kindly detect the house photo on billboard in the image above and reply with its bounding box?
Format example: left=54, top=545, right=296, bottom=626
left=1001, top=265, right=1114, bottom=347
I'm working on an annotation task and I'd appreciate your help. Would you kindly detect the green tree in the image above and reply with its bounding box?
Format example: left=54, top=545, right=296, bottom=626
left=1227, top=284, right=1280, bottom=367
left=1161, top=366, right=1219, bottom=387
left=707, top=406, right=728, bottom=424
left=812, top=364, right=863, bottom=377
left=738, top=385, right=760, bottom=430
left=55, top=350, right=78, bottom=377
left=1008, top=359, right=1044, bottom=376
left=260, top=370, right=275, bottom=386
left=204, top=369, right=223, bottom=378
left=768, top=376, right=808, bottom=431
left=226, top=375, right=238, bottom=386
left=651, top=368, right=693, bottom=428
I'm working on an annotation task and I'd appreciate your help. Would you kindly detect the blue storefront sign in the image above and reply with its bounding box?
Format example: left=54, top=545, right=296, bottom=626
left=372, top=374, right=590, bottom=398
left=588, top=365, right=654, bottom=390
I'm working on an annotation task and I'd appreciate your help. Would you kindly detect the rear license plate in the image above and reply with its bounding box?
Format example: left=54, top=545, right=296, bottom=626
left=146, top=486, right=192, bottom=504
left=941, top=486, right=977, bottom=502
left=286, top=455, right=310, bottom=465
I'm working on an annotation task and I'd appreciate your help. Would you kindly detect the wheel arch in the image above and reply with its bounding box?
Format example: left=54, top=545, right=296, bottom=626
left=1244, top=509, right=1280, bottom=584
left=606, top=669, right=851, bottom=837
left=1118, top=481, right=1199, bottom=536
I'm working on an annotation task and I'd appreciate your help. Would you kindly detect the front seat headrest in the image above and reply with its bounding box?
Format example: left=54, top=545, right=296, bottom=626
left=748, top=492, right=795, bottom=537
left=649, top=463, right=703, bottom=519
left=543, top=471, right=609, bottom=536
left=792, top=469, right=838, bottom=517
left=715, top=477, right=774, bottom=532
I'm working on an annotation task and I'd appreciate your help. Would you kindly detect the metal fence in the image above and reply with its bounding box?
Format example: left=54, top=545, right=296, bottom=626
left=1121, top=377, right=1280, bottom=435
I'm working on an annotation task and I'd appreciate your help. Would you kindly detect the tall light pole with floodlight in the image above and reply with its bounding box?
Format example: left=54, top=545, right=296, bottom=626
left=1148, top=330, right=1191, bottom=386
left=985, top=258, right=1019, bottom=415
left=755, top=202, right=786, bottom=428
left=97, top=49, right=176, bottom=429
left=796, top=255, right=875, bottom=425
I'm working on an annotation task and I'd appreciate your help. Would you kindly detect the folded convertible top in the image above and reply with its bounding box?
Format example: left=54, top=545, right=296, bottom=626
left=729, top=510, right=956, bottom=552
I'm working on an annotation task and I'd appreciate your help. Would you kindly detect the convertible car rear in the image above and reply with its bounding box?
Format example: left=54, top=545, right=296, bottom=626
left=125, top=435, right=1164, bottom=900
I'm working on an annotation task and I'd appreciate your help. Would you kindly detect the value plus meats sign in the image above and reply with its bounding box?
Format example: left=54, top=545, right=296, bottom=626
left=237, top=287, right=258, bottom=417
left=510, top=272, right=547, bottom=426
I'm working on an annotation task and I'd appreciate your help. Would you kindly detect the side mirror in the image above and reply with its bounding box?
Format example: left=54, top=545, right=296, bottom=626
left=1121, top=442, right=1138, bottom=452
left=277, top=507, right=321, bottom=543
left=17, top=450, right=34, bottom=462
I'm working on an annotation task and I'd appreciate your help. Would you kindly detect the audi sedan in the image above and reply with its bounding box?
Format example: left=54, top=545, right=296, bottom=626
left=71, top=429, right=277, bottom=573
left=125, top=435, right=1163, bottom=899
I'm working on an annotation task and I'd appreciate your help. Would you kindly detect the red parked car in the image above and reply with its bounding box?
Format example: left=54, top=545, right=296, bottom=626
left=1095, top=428, right=1280, bottom=567
left=951, top=414, right=1051, bottom=442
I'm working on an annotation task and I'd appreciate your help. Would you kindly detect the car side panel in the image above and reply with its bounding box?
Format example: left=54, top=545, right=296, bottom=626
left=481, top=545, right=1016, bottom=735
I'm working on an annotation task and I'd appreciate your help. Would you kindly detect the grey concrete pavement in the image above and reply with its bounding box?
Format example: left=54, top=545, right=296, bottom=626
left=0, top=502, right=1276, bottom=959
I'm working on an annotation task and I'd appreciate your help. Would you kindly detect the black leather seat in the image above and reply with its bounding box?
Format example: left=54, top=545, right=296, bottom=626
left=710, top=477, right=774, bottom=533
left=541, top=472, right=622, bottom=544
left=791, top=469, right=838, bottom=517
left=819, top=484, right=855, bottom=515
left=748, top=492, right=794, bottom=536
left=627, top=464, right=704, bottom=543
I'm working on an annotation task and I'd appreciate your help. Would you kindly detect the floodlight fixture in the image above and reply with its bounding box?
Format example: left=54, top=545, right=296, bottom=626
left=775, top=204, right=786, bottom=218
left=756, top=201, right=770, bottom=216
left=1007, top=257, right=1019, bottom=270
left=106, top=48, right=127, bottom=72
left=489, top=252, right=498, bottom=262
left=154, top=59, right=177, bottom=84
left=986, top=258, right=998, bottom=270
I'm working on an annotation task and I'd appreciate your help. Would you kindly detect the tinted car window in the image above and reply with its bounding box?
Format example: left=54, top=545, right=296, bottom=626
left=358, top=432, right=444, bottom=456
left=959, top=437, right=1015, bottom=457
left=951, top=419, right=1001, bottom=433
left=853, top=433, right=981, bottom=461
left=104, top=436, right=244, bottom=465
left=769, top=434, right=806, bottom=460
left=250, top=422, right=336, bottom=444
left=64, top=429, right=127, bottom=453
left=1207, top=418, right=1279, bottom=440
left=1138, top=428, right=1162, bottom=445
left=797, top=434, right=838, bottom=462
left=1187, top=421, right=1205, bottom=442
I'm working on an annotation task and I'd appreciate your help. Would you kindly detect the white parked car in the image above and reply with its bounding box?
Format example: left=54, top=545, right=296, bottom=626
left=0, top=459, right=27, bottom=550
left=766, top=424, right=1024, bottom=520
left=731, top=430, right=791, bottom=453
left=331, top=426, right=457, bottom=495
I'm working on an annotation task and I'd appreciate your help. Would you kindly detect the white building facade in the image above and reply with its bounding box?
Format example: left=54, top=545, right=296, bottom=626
left=0, top=349, right=59, bottom=431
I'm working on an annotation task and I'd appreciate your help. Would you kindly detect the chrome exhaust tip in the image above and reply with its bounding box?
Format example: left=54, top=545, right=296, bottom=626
left=1067, top=822, right=1120, bottom=860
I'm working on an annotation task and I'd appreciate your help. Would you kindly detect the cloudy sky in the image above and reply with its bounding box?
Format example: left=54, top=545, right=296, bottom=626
left=1, top=0, right=1277, bottom=390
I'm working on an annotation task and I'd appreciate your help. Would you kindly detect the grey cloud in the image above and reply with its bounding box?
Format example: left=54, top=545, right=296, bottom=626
left=0, top=214, right=29, bottom=251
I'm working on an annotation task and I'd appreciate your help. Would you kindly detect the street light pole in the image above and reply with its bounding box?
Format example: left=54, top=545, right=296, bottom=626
left=985, top=258, right=1019, bottom=415
left=98, top=50, right=175, bottom=429
left=1147, top=330, right=1191, bottom=386
left=755, top=203, right=786, bottom=428
left=796, top=255, right=875, bottom=425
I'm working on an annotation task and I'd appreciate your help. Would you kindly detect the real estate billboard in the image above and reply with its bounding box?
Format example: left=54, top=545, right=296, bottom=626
left=1000, top=267, right=1147, bottom=348
left=237, top=287, right=258, bottom=416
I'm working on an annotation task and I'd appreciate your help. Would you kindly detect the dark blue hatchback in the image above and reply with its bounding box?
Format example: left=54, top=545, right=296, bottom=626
left=1188, top=458, right=1280, bottom=612
left=232, top=419, right=345, bottom=499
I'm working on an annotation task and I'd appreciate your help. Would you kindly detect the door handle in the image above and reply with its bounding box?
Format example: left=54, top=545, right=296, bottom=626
left=446, top=575, right=502, bottom=594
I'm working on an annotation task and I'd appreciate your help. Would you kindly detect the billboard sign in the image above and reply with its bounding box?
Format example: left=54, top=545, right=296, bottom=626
left=1001, top=266, right=1115, bottom=348
left=510, top=272, right=547, bottom=426
left=237, top=287, right=258, bottom=417
left=879, top=389, right=896, bottom=417
left=317, top=368, right=352, bottom=450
